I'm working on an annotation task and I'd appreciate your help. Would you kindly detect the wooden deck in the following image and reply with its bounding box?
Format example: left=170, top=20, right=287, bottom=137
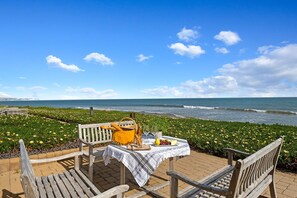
left=1, top=148, right=297, bottom=198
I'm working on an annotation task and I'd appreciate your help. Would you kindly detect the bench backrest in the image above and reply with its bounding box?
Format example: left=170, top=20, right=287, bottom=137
left=78, top=121, right=135, bottom=144
left=19, top=139, right=39, bottom=198
left=229, top=138, right=283, bottom=197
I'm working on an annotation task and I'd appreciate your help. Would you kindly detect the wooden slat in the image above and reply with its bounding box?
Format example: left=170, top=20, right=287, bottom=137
left=86, top=128, right=92, bottom=142
left=53, top=174, right=71, bottom=198
left=75, top=168, right=101, bottom=195
left=41, top=176, right=55, bottom=198
left=69, top=169, right=95, bottom=197
left=241, top=138, right=282, bottom=168
left=83, top=128, right=87, bottom=141
left=59, top=173, right=78, bottom=197
left=78, top=124, right=82, bottom=139
left=64, top=171, right=85, bottom=197
left=19, top=140, right=36, bottom=190
left=35, top=177, right=47, bottom=198
left=177, top=166, right=233, bottom=197
left=48, top=175, right=63, bottom=198
left=91, top=128, right=96, bottom=142
left=94, top=127, right=99, bottom=142
left=127, top=181, right=169, bottom=198
left=246, top=175, right=273, bottom=198
left=99, top=128, right=103, bottom=142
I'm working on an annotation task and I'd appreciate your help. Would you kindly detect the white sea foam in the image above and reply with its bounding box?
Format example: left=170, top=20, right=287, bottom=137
left=183, top=105, right=215, bottom=110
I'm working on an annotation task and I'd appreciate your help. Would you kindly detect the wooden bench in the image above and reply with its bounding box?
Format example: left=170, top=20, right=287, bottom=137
left=167, top=137, right=283, bottom=198
left=19, top=139, right=129, bottom=198
left=78, top=120, right=135, bottom=181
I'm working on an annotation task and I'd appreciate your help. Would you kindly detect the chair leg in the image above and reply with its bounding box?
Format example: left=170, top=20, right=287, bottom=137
left=79, top=142, right=83, bottom=169
left=170, top=176, right=178, bottom=198
left=269, top=181, right=277, bottom=198
left=74, top=155, right=79, bottom=169
left=88, top=146, right=94, bottom=182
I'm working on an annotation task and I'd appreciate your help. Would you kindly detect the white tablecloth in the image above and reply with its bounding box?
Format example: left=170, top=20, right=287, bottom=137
left=102, top=136, right=190, bottom=187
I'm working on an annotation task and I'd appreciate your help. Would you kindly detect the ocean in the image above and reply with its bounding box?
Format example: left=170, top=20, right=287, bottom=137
left=1, top=97, right=297, bottom=126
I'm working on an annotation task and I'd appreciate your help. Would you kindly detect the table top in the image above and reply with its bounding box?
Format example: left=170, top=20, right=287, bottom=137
left=102, top=136, right=190, bottom=187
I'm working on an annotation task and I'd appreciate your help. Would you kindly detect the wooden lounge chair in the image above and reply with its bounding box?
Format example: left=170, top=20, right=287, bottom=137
left=19, top=139, right=129, bottom=198
left=78, top=120, right=135, bottom=181
left=167, top=137, right=283, bottom=198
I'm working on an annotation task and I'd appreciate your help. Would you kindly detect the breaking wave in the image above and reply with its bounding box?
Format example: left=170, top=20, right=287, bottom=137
left=183, top=105, right=297, bottom=115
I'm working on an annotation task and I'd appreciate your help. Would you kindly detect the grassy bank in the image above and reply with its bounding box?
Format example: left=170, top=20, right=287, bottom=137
left=1, top=106, right=297, bottom=172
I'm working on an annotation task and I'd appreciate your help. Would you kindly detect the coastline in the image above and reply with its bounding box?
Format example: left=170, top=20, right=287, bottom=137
left=1, top=97, right=297, bottom=126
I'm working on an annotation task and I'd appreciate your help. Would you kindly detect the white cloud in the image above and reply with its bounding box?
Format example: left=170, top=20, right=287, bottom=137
left=143, top=44, right=297, bottom=98
left=177, top=27, right=198, bottom=42
left=169, top=43, right=205, bottom=58
left=65, top=87, right=118, bottom=99
left=84, top=52, right=114, bottom=65
left=142, top=86, right=183, bottom=97
left=137, top=54, right=153, bottom=62
left=18, top=77, right=27, bottom=80
left=0, top=92, right=11, bottom=98
left=141, top=76, right=238, bottom=98
left=182, top=76, right=238, bottom=95
left=46, top=55, right=83, bottom=72
left=215, top=47, right=229, bottom=54
left=214, top=31, right=241, bottom=45
left=12, top=86, right=47, bottom=100
left=29, top=86, right=47, bottom=91
left=217, top=43, right=297, bottom=96
left=257, top=45, right=278, bottom=55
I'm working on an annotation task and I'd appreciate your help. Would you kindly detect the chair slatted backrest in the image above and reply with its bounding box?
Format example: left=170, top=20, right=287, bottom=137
left=78, top=121, right=135, bottom=144
left=19, top=139, right=39, bottom=198
left=79, top=123, right=113, bottom=144
left=229, top=138, right=283, bottom=197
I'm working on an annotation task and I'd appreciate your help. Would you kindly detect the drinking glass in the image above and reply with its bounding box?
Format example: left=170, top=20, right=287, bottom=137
left=143, top=125, right=150, bottom=138
left=150, top=125, right=158, bottom=137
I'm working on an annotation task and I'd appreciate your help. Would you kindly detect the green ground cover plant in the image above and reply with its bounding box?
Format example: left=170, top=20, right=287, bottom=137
left=1, top=106, right=296, bottom=172
left=0, top=114, right=76, bottom=154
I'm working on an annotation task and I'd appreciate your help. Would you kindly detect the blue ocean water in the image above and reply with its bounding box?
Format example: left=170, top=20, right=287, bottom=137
left=1, top=97, right=297, bottom=126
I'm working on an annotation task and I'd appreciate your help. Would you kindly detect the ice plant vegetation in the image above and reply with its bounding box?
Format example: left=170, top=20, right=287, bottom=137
left=0, top=107, right=296, bottom=171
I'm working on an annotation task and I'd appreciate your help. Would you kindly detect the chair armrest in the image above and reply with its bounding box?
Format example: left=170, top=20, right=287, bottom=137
left=30, top=151, right=83, bottom=164
left=92, top=185, right=129, bottom=198
left=167, top=171, right=228, bottom=196
left=79, top=138, right=96, bottom=146
left=224, top=148, right=250, bottom=156
left=224, top=148, right=250, bottom=165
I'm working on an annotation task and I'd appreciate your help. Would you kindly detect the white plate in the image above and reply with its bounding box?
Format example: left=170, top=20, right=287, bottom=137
left=152, top=143, right=178, bottom=147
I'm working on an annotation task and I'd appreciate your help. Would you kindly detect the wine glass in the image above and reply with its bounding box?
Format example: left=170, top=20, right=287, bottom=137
left=150, top=125, right=158, bottom=137
left=143, top=125, right=150, bottom=138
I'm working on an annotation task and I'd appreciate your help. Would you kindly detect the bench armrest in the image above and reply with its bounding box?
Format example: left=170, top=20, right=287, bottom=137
left=167, top=170, right=228, bottom=196
left=92, top=184, right=129, bottom=198
left=224, top=148, right=250, bottom=165
left=30, top=151, right=83, bottom=164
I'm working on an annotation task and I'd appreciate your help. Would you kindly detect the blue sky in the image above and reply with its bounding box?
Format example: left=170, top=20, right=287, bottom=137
left=1, top=0, right=297, bottom=100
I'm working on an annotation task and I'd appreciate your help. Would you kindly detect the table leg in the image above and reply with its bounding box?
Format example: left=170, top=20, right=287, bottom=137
left=120, top=163, right=126, bottom=185
left=169, top=157, right=177, bottom=198
left=169, top=157, right=174, bottom=171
